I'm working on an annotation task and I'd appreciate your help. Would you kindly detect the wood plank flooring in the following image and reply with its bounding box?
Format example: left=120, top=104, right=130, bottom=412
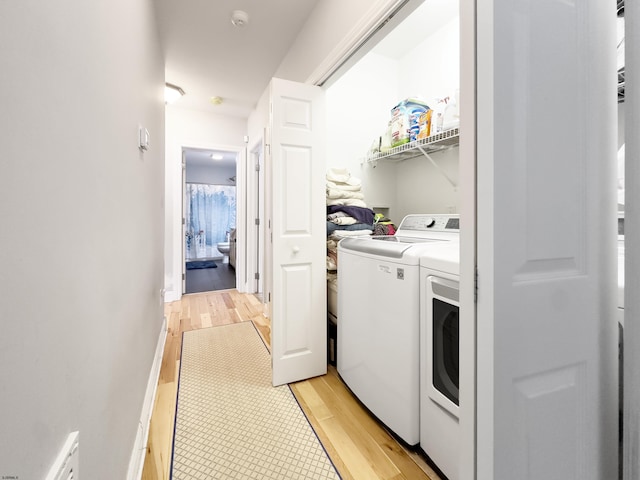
left=185, top=262, right=236, bottom=293
left=141, top=290, right=439, bottom=480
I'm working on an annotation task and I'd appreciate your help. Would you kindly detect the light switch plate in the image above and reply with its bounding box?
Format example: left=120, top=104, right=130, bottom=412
left=138, top=126, right=150, bottom=151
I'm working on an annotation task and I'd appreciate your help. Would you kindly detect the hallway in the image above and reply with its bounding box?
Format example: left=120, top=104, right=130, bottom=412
left=142, top=291, right=439, bottom=480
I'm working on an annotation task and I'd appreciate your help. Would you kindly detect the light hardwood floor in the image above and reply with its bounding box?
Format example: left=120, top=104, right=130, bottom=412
left=141, top=290, right=439, bottom=480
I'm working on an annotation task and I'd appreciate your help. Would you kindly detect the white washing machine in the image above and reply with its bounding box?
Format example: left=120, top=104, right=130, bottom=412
left=337, top=214, right=459, bottom=445
left=420, top=241, right=461, bottom=480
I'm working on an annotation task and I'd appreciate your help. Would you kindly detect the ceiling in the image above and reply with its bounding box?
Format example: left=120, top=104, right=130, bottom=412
left=155, top=0, right=458, bottom=167
left=154, top=0, right=320, bottom=118
left=184, top=147, right=238, bottom=169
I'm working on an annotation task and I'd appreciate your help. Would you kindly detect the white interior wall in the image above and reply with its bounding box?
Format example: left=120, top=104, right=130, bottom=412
left=394, top=148, right=460, bottom=219
left=164, top=107, right=246, bottom=301
left=247, top=87, right=270, bottom=154
left=397, top=18, right=460, bottom=101
left=275, top=0, right=412, bottom=83
left=325, top=52, right=400, bottom=216
left=186, top=163, right=236, bottom=185
left=0, top=1, right=165, bottom=478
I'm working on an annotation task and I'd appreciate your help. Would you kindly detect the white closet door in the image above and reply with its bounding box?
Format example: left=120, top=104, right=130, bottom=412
left=269, top=78, right=327, bottom=386
left=475, top=1, right=618, bottom=479
left=624, top=0, right=640, bottom=478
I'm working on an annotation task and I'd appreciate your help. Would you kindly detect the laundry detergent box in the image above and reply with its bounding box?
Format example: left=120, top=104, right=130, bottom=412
left=390, top=98, right=430, bottom=147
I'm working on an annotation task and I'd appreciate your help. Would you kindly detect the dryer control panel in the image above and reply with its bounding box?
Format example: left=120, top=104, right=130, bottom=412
left=398, top=214, right=460, bottom=233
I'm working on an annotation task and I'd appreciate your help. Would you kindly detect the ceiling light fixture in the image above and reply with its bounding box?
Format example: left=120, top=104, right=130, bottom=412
left=165, top=82, right=185, bottom=104
left=231, top=10, right=249, bottom=28
left=210, top=153, right=224, bottom=161
left=210, top=96, right=224, bottom=106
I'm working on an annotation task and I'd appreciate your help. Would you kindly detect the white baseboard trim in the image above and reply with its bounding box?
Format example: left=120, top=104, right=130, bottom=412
left=127, top=315, right=168, bottom=480
left=164, top=288, right=181, bottom=303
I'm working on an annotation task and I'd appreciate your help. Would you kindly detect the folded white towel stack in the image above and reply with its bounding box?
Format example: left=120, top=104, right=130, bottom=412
left=326, top=167, right=362, bottom=187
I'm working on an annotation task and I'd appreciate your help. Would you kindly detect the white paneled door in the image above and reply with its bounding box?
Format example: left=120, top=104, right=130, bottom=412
left=475, top=0, right=618, bottom=479
left=269, top=78, right=327, bottom=387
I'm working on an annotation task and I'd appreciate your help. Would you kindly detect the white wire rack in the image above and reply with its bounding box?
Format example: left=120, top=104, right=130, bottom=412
left=365, top=126, right=460, bottom=189
left=366, top=127, right=460, bottom=164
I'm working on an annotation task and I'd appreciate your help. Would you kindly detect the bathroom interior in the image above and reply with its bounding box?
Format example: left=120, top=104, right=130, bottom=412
left=184, top=147, right=237, bottom=293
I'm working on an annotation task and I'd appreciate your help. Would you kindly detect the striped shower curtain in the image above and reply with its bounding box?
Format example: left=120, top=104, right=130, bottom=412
left=186, top=183, right=236, bottom=259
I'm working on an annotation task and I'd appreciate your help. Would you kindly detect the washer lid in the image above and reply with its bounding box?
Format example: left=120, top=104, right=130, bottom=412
left=339, top=236, right=417, bottom=258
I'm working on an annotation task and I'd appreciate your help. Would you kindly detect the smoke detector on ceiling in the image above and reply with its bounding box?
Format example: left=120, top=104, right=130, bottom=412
left=231, top=10, right=249, bottom=28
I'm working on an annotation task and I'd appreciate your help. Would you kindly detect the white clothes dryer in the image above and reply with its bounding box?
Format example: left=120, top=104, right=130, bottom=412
left=337, top=214, right=459, bottom=446
left=420, top=241, right=461, bottom=480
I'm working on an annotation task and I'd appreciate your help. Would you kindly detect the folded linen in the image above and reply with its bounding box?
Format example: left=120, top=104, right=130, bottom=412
left=326, top=198, right=367, bottom=208
left=326, top=167, right=361, bottom=186
left=327, top=221, right=374, bottom=235
left=330, top=216, right=358, bottom=226
left=326, top=250, right=338, bottom=270
left=330, top=229, right=373, bottom=239
left=326, top=188, right=365, bottom=200
left=326, top=180, right=362, bottom=192
left=327, top=205, right=375, bottom=225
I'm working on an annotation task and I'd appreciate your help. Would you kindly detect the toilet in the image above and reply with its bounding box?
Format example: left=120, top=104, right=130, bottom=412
left=217, top=242, right=230, bottom=255
left=217, top=242, right=230, bottom=264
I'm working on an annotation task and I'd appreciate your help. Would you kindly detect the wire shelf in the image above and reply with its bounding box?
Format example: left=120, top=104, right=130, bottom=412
left=366, top=127, right=460, bottom=164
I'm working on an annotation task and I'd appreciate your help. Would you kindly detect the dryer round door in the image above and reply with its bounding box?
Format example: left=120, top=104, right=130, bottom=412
left=426, top=276, right=460, bottom=418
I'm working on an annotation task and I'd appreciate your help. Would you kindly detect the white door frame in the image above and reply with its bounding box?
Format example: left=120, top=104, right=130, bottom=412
left=246, top=138, right=265, bottom=296
left=179, top=142, right=244, bottom=293
left=458, top=0, right=476, bottom=478
left=181, top=150, right=187, bottom=294
left=624, top=0, right=640, bottom=477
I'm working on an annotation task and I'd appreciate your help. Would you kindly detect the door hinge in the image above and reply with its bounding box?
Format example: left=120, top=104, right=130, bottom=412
left=474, top=267, right=478, bottom=303
left=255, top=218, right=260, bottom=226
left=182, top=273, right=185, bottom=280
left=255, top=163, right=260, bottom=172
left=244, top=135, right=249, bottom=144
left=182, top=217, right=185, bottom=225
left=255, top=272, right=260, bottom=280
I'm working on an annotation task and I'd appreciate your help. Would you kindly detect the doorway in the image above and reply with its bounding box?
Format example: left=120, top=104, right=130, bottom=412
left=183, top=147, right=237, bottom=294
left=248, top=141, right=265, bottom=298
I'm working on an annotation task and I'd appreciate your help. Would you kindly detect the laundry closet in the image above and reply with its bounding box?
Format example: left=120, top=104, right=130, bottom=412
left=324, top=0, right=460, bottom=221
left=322, top=2, right=462, bottom=478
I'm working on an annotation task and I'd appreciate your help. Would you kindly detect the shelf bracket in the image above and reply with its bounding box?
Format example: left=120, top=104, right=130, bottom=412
left=416, top=144, right=458, bottom=190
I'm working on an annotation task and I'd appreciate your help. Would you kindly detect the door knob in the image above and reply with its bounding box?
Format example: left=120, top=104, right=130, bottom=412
left=292, top=246, right=300, bottom=253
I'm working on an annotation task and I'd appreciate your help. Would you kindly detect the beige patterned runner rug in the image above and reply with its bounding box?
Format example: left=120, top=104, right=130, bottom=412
left=171, top=321, right=341, bottom=480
